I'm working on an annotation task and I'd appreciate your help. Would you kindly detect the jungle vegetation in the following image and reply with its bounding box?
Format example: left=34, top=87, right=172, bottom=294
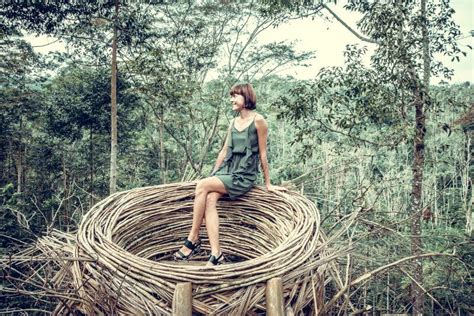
left=1, top=1, right=472, bottom=314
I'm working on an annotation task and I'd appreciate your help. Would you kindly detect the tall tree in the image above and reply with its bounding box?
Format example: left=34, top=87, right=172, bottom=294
left=109, top=0, right=119, bottom=194
left=123, top=1, right=314, bottom=180
left=0, top=32, right=44, bottom=194
left=273, top=1, right=464, bottom=312
left=409, top=0, right=430, bottom=311
left=1, top=2, right=153, bottom=194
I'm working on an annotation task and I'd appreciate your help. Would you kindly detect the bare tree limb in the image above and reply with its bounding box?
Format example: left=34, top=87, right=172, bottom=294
left=322, top=4, right=380, bottom=45
left=320, top=252, right=456, bottom=314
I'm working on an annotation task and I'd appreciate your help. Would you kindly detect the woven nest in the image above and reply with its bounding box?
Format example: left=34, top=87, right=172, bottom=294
left=7, top=182, right=340, bottom=315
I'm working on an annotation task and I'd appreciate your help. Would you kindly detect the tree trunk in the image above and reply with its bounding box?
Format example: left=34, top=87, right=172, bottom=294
left=463, top=131, right=472, bottom=235
left=160, top=106, right=166, bottom=184
left=109, top=0, right=119, bottom=194
left=15, top=115, right=24, bottom=193
left=62, top=152, right=69, bottom=229
left=15, top=146, right=23, bottom=194
left=410, top=0, right=429, bottom=312
left=90, top=128, right=94, bottom=208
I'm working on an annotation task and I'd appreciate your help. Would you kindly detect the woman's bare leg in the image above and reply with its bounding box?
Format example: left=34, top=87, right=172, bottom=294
left=176, top=177, right=226, bottom=257
left=205, top=192, right=223, bottom=255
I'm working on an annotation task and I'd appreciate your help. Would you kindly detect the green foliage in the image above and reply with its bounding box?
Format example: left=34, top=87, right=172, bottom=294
left=273, top=44, right=413, bottom=156
left=44, top=64, right=138, bottom=140
left=0, top=1, right=472, bottom=314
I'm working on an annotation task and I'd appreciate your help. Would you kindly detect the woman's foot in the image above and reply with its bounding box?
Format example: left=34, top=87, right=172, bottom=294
left=206, top=253, right=224, bottom=267
left=173, top=238, right=201, bottom=260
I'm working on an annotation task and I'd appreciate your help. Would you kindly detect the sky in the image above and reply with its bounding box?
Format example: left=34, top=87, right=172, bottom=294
left=27, top=1, right=473, bottom=84
left=258, top=0, right=474, bottom=83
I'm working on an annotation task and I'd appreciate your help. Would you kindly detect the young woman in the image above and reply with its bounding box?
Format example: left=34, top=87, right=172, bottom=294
left=173, top=83, right=286, bottom=267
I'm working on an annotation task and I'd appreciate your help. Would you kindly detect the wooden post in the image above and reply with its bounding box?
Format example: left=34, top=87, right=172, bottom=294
left=172, top=282, right=192, bottom=316
left=313, top=272, right=325, bottom=314
left=266, top=278, right=284, bottom=316
left=286, top=306, right=295, bottom=316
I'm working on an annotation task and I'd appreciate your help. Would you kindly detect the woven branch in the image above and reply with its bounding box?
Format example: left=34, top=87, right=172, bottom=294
left=2, top=182, right=344, bottom=315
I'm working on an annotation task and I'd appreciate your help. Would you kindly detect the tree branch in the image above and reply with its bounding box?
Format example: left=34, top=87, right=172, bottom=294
left=320, top=252, right=456, bottom=314
left=322, top=4, right=380, bottom=45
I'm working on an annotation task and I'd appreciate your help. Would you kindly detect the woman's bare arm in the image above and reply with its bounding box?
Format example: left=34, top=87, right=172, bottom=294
left=255, top=115, right=271, bottom=188
left=256, top=114, right=287, bottom=192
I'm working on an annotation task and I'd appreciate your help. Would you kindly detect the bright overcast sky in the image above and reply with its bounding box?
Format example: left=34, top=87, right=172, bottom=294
left=258, top=0, right=474, bottom=83
left=27, top=1, right=473, bottom=84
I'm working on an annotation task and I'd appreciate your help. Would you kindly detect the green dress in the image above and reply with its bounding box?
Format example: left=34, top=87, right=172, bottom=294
left=213, top=116, right=260, bottom=200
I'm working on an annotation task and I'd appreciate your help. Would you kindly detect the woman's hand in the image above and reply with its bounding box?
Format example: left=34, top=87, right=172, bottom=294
left=266, top=184, right=288, bottom=193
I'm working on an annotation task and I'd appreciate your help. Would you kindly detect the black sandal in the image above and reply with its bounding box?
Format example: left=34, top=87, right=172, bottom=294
left=173, top=239, right=202, bottom=260
left=208, top=253, right=225, bottom=266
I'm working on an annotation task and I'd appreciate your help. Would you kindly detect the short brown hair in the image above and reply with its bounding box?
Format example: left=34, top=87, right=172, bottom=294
left=229, top=83, right=257, bottom=110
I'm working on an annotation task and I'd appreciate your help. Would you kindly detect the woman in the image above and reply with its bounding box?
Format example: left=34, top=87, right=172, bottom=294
left=173, top=83, right=286, bottom=267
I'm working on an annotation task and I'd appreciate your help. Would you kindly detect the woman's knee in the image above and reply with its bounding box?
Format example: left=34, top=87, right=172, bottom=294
left=195, top=179, right=208, bottom=196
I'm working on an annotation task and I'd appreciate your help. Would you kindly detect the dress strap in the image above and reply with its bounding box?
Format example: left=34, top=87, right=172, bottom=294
left=246, top=114, right=257, bottom=141
left=248, top=114, right=257, bottom=130
left=252, top=113, right=258, bottom=130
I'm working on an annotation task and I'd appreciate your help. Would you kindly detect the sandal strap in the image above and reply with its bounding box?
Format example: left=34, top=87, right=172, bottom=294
left=183, top=239, right=200, bottom=251
left=208, top=253, right=223, bottom=265
left=175, top=250, right=189, bottom=260
left=174, top=239, right=202, bottom=261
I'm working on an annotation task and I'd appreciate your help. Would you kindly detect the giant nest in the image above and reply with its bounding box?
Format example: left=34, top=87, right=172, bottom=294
left=7, top=182, right=343, bottom=315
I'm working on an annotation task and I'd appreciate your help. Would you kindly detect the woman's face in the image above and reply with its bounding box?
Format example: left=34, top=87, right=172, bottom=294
left=231, top=93, right=245, bottom=112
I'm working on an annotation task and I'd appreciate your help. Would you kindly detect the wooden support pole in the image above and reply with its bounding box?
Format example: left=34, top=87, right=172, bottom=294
left=313, top=272, right=325, bottom=314
left=266, top=277, right=284, bottom=316
left=172, top=282, right=192, bottom=316
left=286, top=306, right=295, bottom=316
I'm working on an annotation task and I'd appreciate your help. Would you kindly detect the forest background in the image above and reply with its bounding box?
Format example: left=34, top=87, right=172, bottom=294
left=1, top=0, right=473, bottom=314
